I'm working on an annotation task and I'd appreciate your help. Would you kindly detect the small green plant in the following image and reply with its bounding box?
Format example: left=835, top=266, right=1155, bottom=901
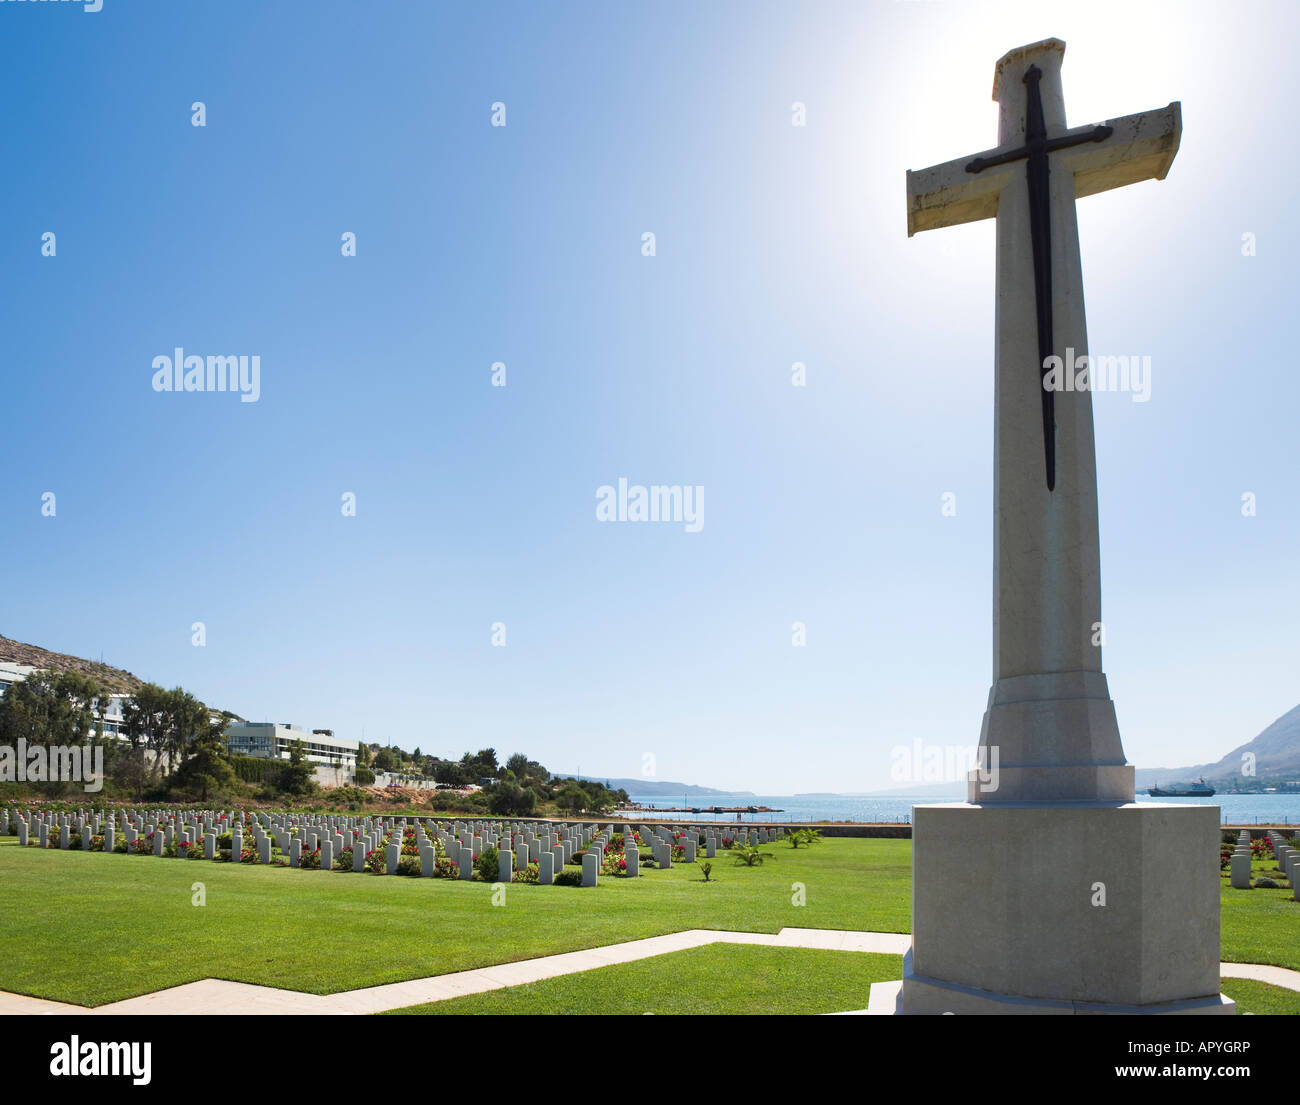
left=731, top=844, right=774, bottom=867
left=476, top=845, right=499, bottom=882
left=787, top=829, right=824, bottom=849
left=701, top=861, right=713, bottom=882
left=554, top=869, right=584, bottom=887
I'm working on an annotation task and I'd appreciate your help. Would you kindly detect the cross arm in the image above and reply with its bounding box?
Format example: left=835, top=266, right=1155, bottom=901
left=1060, top=102, right=1181, bottom=200
left=905, top=150, right=1013, bottom=238
left=904, top=102, right=1182, bottom=237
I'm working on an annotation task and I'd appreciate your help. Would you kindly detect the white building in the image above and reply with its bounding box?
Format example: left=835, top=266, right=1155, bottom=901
left=224, top=722, right=359, bottom=770
left=0, top=662, right=38, bottom=697
left=0, top=662, right=132, bottom=738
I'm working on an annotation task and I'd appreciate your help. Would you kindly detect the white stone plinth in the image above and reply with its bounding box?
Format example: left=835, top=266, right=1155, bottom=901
left=900, top=801, right=1234, bottom=1015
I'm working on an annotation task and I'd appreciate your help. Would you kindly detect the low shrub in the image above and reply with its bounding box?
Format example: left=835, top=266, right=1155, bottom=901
left=512, top=862, right=540, bottom=884
left=397, top=855, right=422, bottom=877
left=475, top=845, right=499, bottom=882
left=553, top=869, right=584, bottom=887
left=1255, top=877, right=1280, bottom=889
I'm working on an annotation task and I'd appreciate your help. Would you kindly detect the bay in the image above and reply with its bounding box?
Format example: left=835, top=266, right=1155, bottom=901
left=624, top=792, right=1300, bottom=826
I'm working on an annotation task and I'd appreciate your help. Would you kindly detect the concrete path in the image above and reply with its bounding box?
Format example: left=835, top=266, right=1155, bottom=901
left=0, top=928, right=1292, bottom=1015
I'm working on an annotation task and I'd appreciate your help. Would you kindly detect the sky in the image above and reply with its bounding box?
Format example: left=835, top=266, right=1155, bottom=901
left=1, top=0, right=1297, bottom=794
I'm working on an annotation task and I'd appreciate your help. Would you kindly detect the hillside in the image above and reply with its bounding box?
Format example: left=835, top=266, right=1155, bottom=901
left=1134, top=702, right=1300, bottom=788
left=553, top=774, right=752, bottom=798
left=0, top=633, right=144, bottom=695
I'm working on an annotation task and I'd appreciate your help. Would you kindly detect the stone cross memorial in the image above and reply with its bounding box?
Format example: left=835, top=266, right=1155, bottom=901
left=886, top=38, right=1233, bottom=1015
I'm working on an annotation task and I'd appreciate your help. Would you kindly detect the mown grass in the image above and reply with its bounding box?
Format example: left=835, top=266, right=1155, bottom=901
left=1, top=836, right=1295, bottom=1009
left=0, top=837, right=908, bottom=1006
left=384, top=949, right=1300, bottom=1016
left=1220, top=978, right=1300, bottom=1016
left=382, top=945, right=904, bottom=1015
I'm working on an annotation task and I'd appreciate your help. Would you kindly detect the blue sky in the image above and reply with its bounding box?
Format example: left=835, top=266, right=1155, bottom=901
left=2, top=1, right=1296, bottom=793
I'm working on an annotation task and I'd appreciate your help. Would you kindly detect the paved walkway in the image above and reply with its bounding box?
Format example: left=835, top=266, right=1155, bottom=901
left=0, top=928, right=1294, bottom=1015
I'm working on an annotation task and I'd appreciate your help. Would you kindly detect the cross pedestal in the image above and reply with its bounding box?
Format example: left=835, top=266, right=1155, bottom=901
left=876, top=39, right=1233, bottom=1015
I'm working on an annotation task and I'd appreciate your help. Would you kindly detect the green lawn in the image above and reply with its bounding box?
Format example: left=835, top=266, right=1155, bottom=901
left=383, top=948, right=1300, bottom=1017
left=1220, top=978, right=1300, bottom=1016
left=1219, top=862, right=1298, bottom=972
left=1, top=836, right=1295, bottom=1010
left=382, top=945, right=904, bottom=1015
left=0, top=837, right=909, bottom=1006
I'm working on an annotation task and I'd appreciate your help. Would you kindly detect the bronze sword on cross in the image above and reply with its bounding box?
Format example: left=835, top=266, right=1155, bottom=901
left=964, top=65, right=1113, bottom=492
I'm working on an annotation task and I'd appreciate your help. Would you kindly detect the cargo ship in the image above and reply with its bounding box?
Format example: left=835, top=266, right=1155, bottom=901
left=1147, top=777, right=1215, bottom=797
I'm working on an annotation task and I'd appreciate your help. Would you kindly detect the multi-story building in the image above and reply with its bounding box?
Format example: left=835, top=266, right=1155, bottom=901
left=1, top=666, right=355, bottom=773
left=223, top=722, right=359, bottom=770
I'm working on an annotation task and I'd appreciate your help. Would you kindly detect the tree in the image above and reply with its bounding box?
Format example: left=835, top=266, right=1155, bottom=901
left=372, top=746, right=398, bottom=772
left=504, top=752, right=550, bottom=784
left=556, top=783, right=587, bottom=815
left=0, top=669, right=103, bottom=748
left=162, top=687, right=210, bottom=774
left=460, top=747, right=498, bottom=777
left=277, top=739, right=317, bottom=796
left=0, top=670, right=60, bottom=746
left=169, top=730, right=237, bottom=801
left=122, top=683, right=170, bottom=783
left=487, top=779, right=536, bottom=817
left=432, top=759, right=471, bottom=787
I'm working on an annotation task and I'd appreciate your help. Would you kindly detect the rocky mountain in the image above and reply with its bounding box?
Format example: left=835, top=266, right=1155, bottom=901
left=1134, top=703, right=1300, bottom=788
left=0, top=633, right=144, bottom=695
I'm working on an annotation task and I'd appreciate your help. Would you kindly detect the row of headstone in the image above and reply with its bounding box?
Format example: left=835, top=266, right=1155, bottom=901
left=5, top=806, right=792, bottom=885
left=1229, top=829, right=1300, bottom=900
left=1229, top=830, right=1253, bottom=888
left=1265, top=830, right=1299, bottom=901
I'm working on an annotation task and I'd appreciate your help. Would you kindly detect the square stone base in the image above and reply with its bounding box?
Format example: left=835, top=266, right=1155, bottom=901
left=900, top=801, right=1235, bottom=1015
